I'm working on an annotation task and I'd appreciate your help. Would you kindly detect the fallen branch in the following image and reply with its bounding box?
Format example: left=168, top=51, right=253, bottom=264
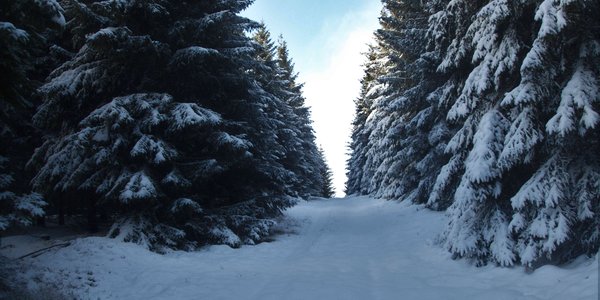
left=17, top=242, right=71, bottom=260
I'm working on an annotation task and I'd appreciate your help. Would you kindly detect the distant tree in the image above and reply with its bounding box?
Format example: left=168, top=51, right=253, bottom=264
left=346, top=43, right=386, bottom=195
left=250, top=24, right=306, bottom=197
left=252, top=25, right=334, bottom=199
left=346, top=0, right=449, bottom=203
left=318, top=147, right=335, bottom=198
left=276, top=36, right=328, bottom=197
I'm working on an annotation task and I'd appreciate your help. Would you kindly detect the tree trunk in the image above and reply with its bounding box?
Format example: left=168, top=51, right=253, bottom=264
left=87, top=194, right=98, bottom=233
left=58, top=194, right=65, bottom=226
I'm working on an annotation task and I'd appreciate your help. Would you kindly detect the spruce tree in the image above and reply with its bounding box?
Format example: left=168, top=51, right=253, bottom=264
left=346, top=44, right=386, bottom=195
left=30, top=0, right=300, bottom=251
left=346, top=0, right=449, bottom=203
left=428, top=0, right=600, bottom=267
left=276, top=36, right=327, bottom=197
left=318, top=147, right=335, bottom=198
left=372, top=0, right=449, bottom=203
left=348, top=0, right=599, bottom=267
left=0, top=0, right=64, bottom=230
left=250, top=24, right=305, bottom=197
left=252, top=25, right=334, bottom=199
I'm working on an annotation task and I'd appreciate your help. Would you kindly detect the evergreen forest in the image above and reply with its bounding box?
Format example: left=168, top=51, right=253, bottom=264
left=1, top=0, right=334, bottom=252
left=347, top=0, right=599, bottom=267
left=0, top=1, right=598, bottom=298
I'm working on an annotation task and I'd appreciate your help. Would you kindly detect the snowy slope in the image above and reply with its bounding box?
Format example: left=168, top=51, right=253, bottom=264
left=10, top=197, right=599, bottom=299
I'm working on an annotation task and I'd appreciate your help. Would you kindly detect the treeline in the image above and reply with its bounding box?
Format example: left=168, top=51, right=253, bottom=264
left=347, top=0, right=599, bottom=268
left=0, top=0, right=334, bottom=251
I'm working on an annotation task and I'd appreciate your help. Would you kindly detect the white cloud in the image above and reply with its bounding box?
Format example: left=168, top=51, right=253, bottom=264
left=300, top=2, right=380, bottom=197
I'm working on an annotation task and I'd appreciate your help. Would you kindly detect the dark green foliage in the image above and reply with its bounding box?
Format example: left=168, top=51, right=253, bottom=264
left=347, top=0, right=600, bottom=267
left=250, top=24, right=332, bottom=198
left=275, top=35, right=330, bottom=197
left=0, top=0, right=65, bottom=230
left=346, top=0, right=449, bottom=202
left=346, top=44, right=384, bottom=196
left=318, top=147, right=335, bottom=198
left=25, top=0, right=326, bottom=251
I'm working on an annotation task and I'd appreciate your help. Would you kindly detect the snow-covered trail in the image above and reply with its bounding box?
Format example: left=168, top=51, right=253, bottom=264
left=18, top=197, right=599, bottom=299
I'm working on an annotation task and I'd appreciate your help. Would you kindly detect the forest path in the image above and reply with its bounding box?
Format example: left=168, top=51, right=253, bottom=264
left=17, top=197, right=598, bottom=300
left=249, top=197, right=444, bottom=299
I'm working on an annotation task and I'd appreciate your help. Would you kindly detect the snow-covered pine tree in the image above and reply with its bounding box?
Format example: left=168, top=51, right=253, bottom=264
left=347, top=0, right=450, bottom=203
left=318, top=147, right=335, bottom=198
left=372, top=0, right=451, bottom=203
left=0, top=0, right=65, bottom=230
left=426, top=0, right=600, bottom=266
left=251, top=25, right=333, bottom=198
left=0, top=157, right=46, bottom=231
left=502, top=0, right=600, bottom=267
left=346, top=44, right=386, bottom=196
left=348, top=2, right=399, bottom=197
left=276, top=36, right=329, bottom=197
left=30, top=0, right=300, bottom=251
left=250, top=24, right=309, bottom=197
left=349, top=0, right=598, bottom=267
left=420, top=0, right=516, bottom=266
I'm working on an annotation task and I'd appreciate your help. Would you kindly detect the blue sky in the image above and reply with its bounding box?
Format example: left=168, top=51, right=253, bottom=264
left=243, top=0, right=382, bottom=196
left=243, top=0, right=377, bottom=74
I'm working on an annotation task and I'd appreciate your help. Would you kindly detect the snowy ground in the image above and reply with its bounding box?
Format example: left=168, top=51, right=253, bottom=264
left=3, top=196, right=598, bottom=299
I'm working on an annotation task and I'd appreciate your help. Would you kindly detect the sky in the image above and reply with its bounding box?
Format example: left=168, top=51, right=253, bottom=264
left=242, top=0, right=382, bottom=197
